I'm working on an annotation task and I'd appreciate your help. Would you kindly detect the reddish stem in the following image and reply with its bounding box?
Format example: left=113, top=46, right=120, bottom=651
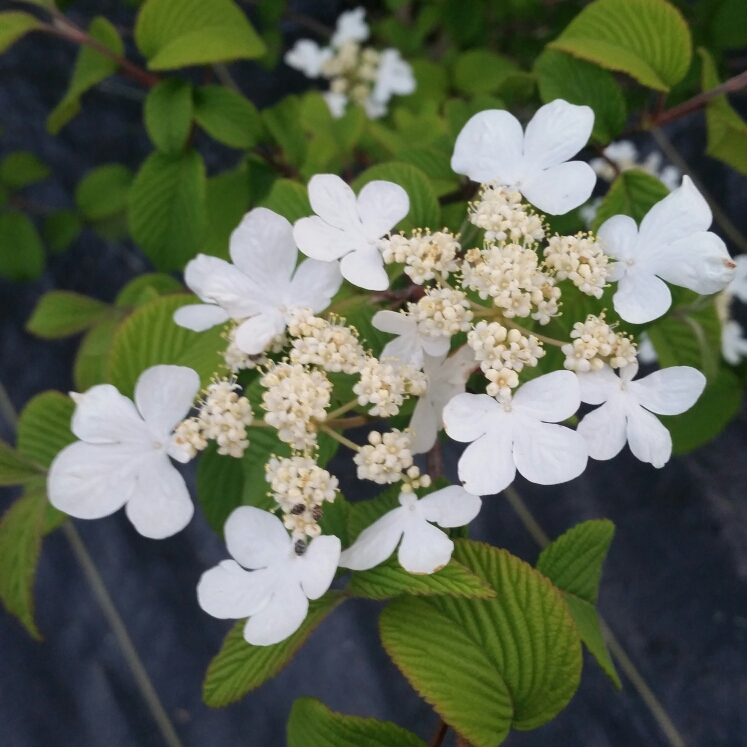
left=429, top=720, right=449, bottom=747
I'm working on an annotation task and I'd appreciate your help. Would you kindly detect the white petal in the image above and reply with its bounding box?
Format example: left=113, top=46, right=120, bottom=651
left=638, top=176, right=712, bottom=248
left=442, top=392, right=500, bottom=443
left=381, top=333, right=423, bottom=368
left=372, top=50, right=415, bottom=100
left=457, top=425, right=516, bottom=496
left=451, top=109, right=525, bottom=185
left=512, top=370, right=580, bottom=423
left=48, top=441, right=140, bottom=519
left=293, top=216, right=360, bottom=262
left=287, top=258, right=343, bottom=312
left=297, top=535, right=341, bottom=600
left=340, top=246, right=389, bottom=291
left=410, top=397, right=439, bottom=454
left=419, top=485, right=483, bottom=526
left=197, top=560, right=275, bottom=619
left=224, top=506, right=291, bottom=569
left=243, top=582, right=309, bottom=646
left=439, top=345, right=478, bottom=384
left=124, top=456, right=194, bottom=539
left=626, top=404, right=672, bottom=468
left=577, top=398, right=628, bottom=461
left=233, top=312, right=286, bottom=355
left=521, top=161, right=596, bottom=215
left=323, top=91, right=348, bottom=119
left=628, top=366, right=706, bottom=415
left=722, top=319, right=747, bottom=364
left=338, top=507, right=405, bottom=571
left=398, top=519, right=454, bottom=574
left=331, top=7, right=369, bottom=46
left=173, top=303, right=230, bottom=332
left=134, top=365, right=200, bottom=439
left=284, top=39, right=327, bottom=78
left=308, top=174, right=362, bottom=232
left=512, top=418, right=588, bottom=485
left=576, top=364, right=621, bottom=405
left=612, top=269, right=672, bottom=324
left=357, top=181, right=410, bottom=240
left=647, top=232, right=736, bottom=295
left=597, top=214, right=639, bottom=262
left=70, top=384, right=149, bottom=444
left=421, top=335, right=451, bottom=358
left=522, top=100, right=594, bottom=171
left=728, top=255, right=747, bottom=303
left=373, top=310, right=416, bottom=336
left=229, top=208, right=297, bottom=293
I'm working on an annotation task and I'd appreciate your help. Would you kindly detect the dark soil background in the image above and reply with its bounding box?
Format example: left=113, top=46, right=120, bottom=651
left=1, top=2, right=746, bottom=746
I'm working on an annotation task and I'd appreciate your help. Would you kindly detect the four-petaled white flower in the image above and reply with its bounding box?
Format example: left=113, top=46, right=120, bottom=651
left=443, top=370, right=587, bottom=496
left=451, top=100, right=596, bottom=215
left=48, top=365, right=200, bottom=539
left=174, top=208, right=342, bottom=355
left=726, top=254, right=747, bottom=304
left=577, top=361, right=705, bottom=468
left=367, top=49, right=416, bottom=119
left=284, top=39, right=332, bottom=78
left=411, top=348, right=477, bottom=454
left=331, top=6, right=369, bottom=47
left=339, top=486, right=482, bottom=574
left=294, top=174, right=409, bottom=291
left=600, top=177, right=736, bottom=324
left=197, top=506, right=341, bottom=646
left=372, top=310, right=451, bottom=368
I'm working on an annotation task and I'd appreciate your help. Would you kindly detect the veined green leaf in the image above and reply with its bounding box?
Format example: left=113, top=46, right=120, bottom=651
left=74, top=315, right=124, bottom=392
left=202, top=165, right=252, bottom=260
left=259, top=179, right=311, bottom=224
left=76, top=164, right=133, bottom=221
left=0, top=442, right=45, bottom=486
left=144, top=78, right=194, bottom=154
left=115, top=273, right=183, bottom=307
left=453, top=49, right=517, bottom=96
left=261, top=95, right=307, bottom=170
left=26, top=291, right=110, bottom=339
left=193, top=85, right=261, bottom=150
left=196, top=442, right=245, bottom=534
left=17, top=391, right=75, bottom=468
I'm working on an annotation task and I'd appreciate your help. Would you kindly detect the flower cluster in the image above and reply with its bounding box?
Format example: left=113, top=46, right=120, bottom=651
left=469, top=184, right=546, bottom=245
left=408, top=288, right=473, bottom=338
left=353, top=429, right=416, bottom=484
left=353, top=357, right=426, bottom=417
left=287, top=309, right=365, bottom=374
left=380, top=229, right=461, bottom=285
left=562, top=314, right=637, bottom=373
left=544, top=233, right=611, bottom=298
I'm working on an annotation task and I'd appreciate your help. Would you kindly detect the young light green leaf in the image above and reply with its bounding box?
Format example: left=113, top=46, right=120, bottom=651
left=76, top=164, right=133, bottom=221
left=549, top=0, right=692, bottom=91
left=0, top=151, right=50, bottom=188
left=0, top=11, right=41, bottom=55
left=115, top=273, right=183, bottom=306
left=197, top=442, right=245, bottom=534
left=259, top=179, right=311, bottom=224
left=26, top=291, right=110, bottom=339
left=352, top=162, right=440, bottom=233
left=47, top=17, right=123, bottom=134
left=107, top=294, right=225, bottom=397
left=591, top=169, right=671, bottom=231
left=74, top=315, right=124, bottom=392
left=144, top=78, right=194, bottom=154
left=453, top=49, right=517, bottom=96
left=536, top=519, right=620, bottom=688
left=0, top=442, right=45, bottom=486
left=202, top=592, right=344, bottom=707
left=128, top=149, right=208, bottom=271
left=202, top=165, right=252, bottom=260
left=42, top=210, right=82, bottom=253
left=379, top=540, right=582, bottom=747
left=287, top=698, right=428, bottom=747
left=193, top=85, right=261, bottom=150
left=534, top=49, right=626, bottom=144
left=17, top=390, right=75, bottom=468
left=135, top=0, right=266, bottom=70
left=0, top=212, right=45, bottom=282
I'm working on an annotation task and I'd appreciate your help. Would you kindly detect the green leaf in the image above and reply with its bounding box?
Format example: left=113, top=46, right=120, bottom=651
left=591, top=170, right=671, bottom=231
left=76, top=164, right=133, bottom=221
left=196, top=442, right=245, bottom=534
left=17, top=390, right=75, bottom=468
left=107, top=293, right=225, bottom=397
left=74, top=315, right=123, bottom=391
left=534, top=50, right=626, bottom=144
left=47, top=17, right=123, bottom=134
left=0, top=489, right=47, bottom=639
left=699, top=48, right=747, bottom=176
left=708, top=0, right=747, bottom=52
left=26, top=291, right=110, bottom=339
left=0, top=152, right=50, bottom=188
left=203, top=592, right=344, bottom=707
left=259, top=179, right=311, bottom=224
left=396, top=146, right=460, bottom=197
left=0, top=212, right=45, bottom=282
left=299, top=92, right=340, bottom=179
left=261, top=95, right=307, bottom=170
left=347, top=484, right=402, bottom=544
left=549, top=0, right=692, bottom=91
left=42, top=210, right=82, bottom=253
left=128, top=149, right=208, bottom=271
left=135, top=0, right=266, bottom=70
left=0, top=11, right=41, bottom=55
left=240, top=425, right=289, bottom=512
left=201, top=165, right=252, bottom=260
left=379, top=540, right=582, bottom=747
left=144, top=79, right=194, bottom=154
left=453, top=49, right=517, bottom=96
left=536, top=520, right=620, bottom=688
left=115, top=272, right=183, bottom=306
left=401, top=58, right=449, bottom=113
left=287, top=698, right=428, bottom=747
left=352, top=163, right=440, bottom=233
left=0, top=442, right=45, bottom=486
left=660, top=367, right=742, bottom=454
left=194, top=85, right=261, bottom=149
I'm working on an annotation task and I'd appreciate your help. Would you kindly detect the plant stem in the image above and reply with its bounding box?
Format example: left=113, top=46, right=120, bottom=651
left=325, top=415, right=370, bottom=430
left=327, top=399, right=360, bottom=420
left=429, top=719, right=449, bottom=747
left=318, top=424, right=361, bottom=452
left=503, top=318, right=566, bottom=348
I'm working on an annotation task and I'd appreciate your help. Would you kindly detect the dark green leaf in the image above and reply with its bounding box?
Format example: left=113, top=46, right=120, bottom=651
left=0, top=212, right=45, bottom=282
left=201, top=166, right=252, bottom=260
left=0, top=152, right=50, bottom=188
left=261, top=95, right=306, bottom=169
left=591, top=170, right=671, bottom=231
left=42, top=210, right=82, bottom=253
left=453, top=49, right=517, bottom=96
left=193, top=85, right=261, bottom=149
left=74, top=315, right=124, bottom=391
left=144, top=78, right=194, bottom=153
left=259, top=179, right=311, bottom=223
left=76, top=164, right=133, bottom=221
left=115, top=272, right=183, bottom=306
left=197, top=442, right=245, bottom=534
left=0, top=442, right=45, bottom=486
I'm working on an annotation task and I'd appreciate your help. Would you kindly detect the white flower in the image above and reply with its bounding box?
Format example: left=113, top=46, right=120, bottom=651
left=323, top=91, right=348, bottom=119
left=451, top=100, right=596, bottom=215
left=725, top=254, right=747, bottom=303
left=637, top=332, right=658, bottom=364
left=354, top=429, right=413, bottom=484
left=600, top=177, right=736, bottom=324
left=373, top=309, right=451, bottom=368
left=339, top=486, right=482, bottom=574
left=197, top=507, right=340, bottom=646
left=443, top=370, right=587, bottom=496
left=294, top=175, right=409, bottom=291
left=410, top=347, right=476, bottom=454
left=48, top=366, right=200, bottom=539
left=722, top=320, right=747, bottom=365
left=331, top=7, right=369, bottom=48
left=369, top=49, right=415, bottom=110
left=284, top=39, right=332, bottom=78
left=577, top=361, right=705, bottom=468
left=174, top=208, right=342, bottom=354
